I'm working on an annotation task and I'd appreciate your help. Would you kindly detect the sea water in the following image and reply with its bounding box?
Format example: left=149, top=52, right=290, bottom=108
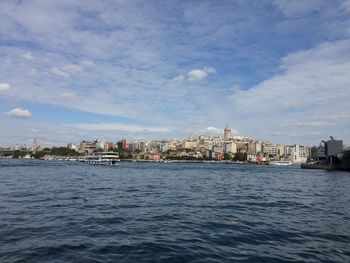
left=1, top=159, right=350, bottom=262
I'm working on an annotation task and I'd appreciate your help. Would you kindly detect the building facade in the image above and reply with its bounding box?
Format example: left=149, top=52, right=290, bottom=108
left=289, top=145, right=307, bottom=164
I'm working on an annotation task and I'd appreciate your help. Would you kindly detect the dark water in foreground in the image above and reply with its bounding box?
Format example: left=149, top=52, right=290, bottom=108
left=0, top=159, right=350, bottom=262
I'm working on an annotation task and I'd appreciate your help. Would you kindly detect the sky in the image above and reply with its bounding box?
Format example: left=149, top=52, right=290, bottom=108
left=1, top=0, right=350, bottom=146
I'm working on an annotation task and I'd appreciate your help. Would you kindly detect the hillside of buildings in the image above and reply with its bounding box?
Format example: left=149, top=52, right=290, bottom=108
left=3, top=127, right=344, bottom=165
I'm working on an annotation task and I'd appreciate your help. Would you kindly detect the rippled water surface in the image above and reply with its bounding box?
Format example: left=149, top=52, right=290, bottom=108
left=1, top=159, right=350, bottom=262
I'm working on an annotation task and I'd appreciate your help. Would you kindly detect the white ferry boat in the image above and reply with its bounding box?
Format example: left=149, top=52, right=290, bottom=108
left=268, top=160, right=293, bottom=166
left=83, top=152, right=120, bottom=165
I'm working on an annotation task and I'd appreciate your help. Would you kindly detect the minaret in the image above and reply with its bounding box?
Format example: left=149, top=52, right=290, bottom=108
left=224, top=124, right=232, bottom=140
left=33, top=138, right=38, bottom=152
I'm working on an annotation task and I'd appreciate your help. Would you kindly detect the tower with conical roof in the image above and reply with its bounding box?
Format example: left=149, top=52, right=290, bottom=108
left=224, top=124, right=232, bottom=140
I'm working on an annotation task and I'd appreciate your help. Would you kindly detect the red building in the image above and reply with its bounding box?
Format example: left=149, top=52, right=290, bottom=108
left=117, top=139, right=128, bottom=149
left=216, top=152, right=224, bottom=161
left=148, top=153, right=161, bottom=161
left=105, top=142, right=115, bottom=151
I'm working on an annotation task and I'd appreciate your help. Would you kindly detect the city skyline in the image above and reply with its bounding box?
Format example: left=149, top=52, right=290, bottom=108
left=1, top=1, right=350, bottom=146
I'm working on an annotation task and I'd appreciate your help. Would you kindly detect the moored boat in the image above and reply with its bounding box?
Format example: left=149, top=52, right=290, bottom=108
left=268, top=160, right=292, bottom=166
left=83, top=152, right=120, bottom=165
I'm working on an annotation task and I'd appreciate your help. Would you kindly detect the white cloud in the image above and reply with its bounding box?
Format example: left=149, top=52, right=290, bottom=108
left=61, top=92, right=76, bottom=99
left=279, top=114, right=350, bottom=128
left=202, top=126, right=240, bottom=136
left=188, top=69, right=207, bottom=81
left=68, top=122, right=172, bottom=133
left=50, top=64, right=84, bottom=78
left=79, top=60, right=94, bottom=67
left=227, top=39, right=350, bottom=143
left=21, top=52, right=34, bottom=60
left=0, top=83, right=10, bottom=93
left=273, top=0, right=326, bottom=17
left=343, top=0, right=350, bottom=11
left=206, top=126, right=221, bottom=132
left=51, top=67, right=70, bottom=78
left=60, top=92, right=78, bottom=103
left=26, top=69, right=39, bottom=77
left=63, top=64, right=84, bottom=73
left=203, top=67, right=216, bottom=74
left=173, top=74, right=185, bottom=81
left=187, top=67, right=216, bottom=81
left=205, top=126, right=222, bottom=134
left=229, top=40, right=350, bottom=113
left=0, top=1, right=349, bottom=145
left=5, top=108, right=33, bottom=118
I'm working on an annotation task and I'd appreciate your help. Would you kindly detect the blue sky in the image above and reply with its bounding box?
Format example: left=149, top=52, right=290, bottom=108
left=1, top=0, right=350, bottom=146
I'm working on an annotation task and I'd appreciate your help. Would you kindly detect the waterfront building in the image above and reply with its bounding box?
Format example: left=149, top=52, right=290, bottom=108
left=205, top=149, right=212, bottom=158
left=247, top=142, right=256, bottom=154
left=139, top=141, right=146, bottom=152
left=198, top=135, right=209, bottom=140
left=289, top=145, right=307, bottom=164
left=213, top=145, right=224, bottom=153
left=263, top=144, right=278, bottom=156
left=224, top=142, right=237, bottom=154
left=96, top=140, right=106, bottom=150
left=194, top=152, right=203, bottom=159
left=182, top=140, right=197, bottom=149
left=236, top=142, right=248, bottom=153
left=256, top=142, right=262, bottom=153
left=117, top=139, right=128, bottom=150
left=247, top=142, right=260, bottom=154
left=104, top=142, right=115, bottom=151
left=148, top=153, right=160, bottom=161
left=159, top=141, right=170, bottom=152
left=212, top=136, right=223, bottom=145
left=79, top=140, right=97, bottom=154
left=216, top=152, right=224, bottom=160
left=128, top=142, right=138, bottom=152
left=203, top=139, right=214, bottom=150
left=67, top=143, right=79, bottom=151
left=168, top=140, right=180, bottom=151
left=277, top=144, right=286, bottom=156
left=146, top=141, right=159, bottom=153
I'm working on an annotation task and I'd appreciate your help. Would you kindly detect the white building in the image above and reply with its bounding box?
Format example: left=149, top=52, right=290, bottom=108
left=224, top=142, right=237, bottom=154
left=96, top=139, right=106, bottom=150
left=289, top=145, right=307, bottom=164
left=182, top=140, right=197, bottom=149
left=263, top=144, right=278, bottom=156
left=67, top=143, right=79, bottom=151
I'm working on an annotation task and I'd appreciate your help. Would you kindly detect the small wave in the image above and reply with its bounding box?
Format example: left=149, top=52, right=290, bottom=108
left=19, top=243, right=92, bottom=262
left=88, top=187, right=114, bottom=191
left=82, top=216, right=128, bottom=225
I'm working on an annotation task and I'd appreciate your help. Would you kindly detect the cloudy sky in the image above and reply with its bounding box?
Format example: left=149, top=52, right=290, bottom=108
left=1, top=0, right=350, bottom=146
